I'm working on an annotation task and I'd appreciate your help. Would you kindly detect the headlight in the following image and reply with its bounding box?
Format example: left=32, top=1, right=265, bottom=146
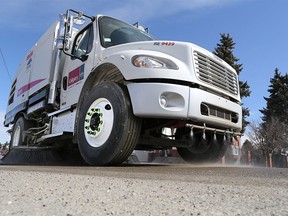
left=132, top=55, right=178, bottom=70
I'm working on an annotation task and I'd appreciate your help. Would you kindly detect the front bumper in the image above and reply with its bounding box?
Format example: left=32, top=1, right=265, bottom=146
left=127, top=82, right=242, bottom=131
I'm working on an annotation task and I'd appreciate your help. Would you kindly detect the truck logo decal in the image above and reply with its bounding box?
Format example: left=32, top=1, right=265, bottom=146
left=26, top=51, right=33, bottom=60
left=27, top=58, right=32, bottom=65
left=68, top=64, right=84, bottom=88
left=26, top=51, right=33, bottom=70
left=17, top=78, right=46, bottom=96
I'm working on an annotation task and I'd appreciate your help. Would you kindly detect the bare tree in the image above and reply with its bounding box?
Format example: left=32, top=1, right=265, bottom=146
left=248, top=121, right=264, bottom=151
left=248, top=117, right=288, bottom=167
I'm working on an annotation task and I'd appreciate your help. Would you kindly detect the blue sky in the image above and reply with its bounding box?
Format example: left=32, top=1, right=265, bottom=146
left=0, top=0, right=287, bottom=143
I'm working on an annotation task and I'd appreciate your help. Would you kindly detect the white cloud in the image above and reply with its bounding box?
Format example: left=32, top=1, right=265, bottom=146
left=0, top=111, right=10, bottom=144
left=101, top=0, right=243, bottom=22
left=0, top=0, right=245, bottom=30
left=0, top=1, right=86, bottom=29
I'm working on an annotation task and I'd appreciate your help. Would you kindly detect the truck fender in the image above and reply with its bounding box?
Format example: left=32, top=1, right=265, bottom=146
left=14, top=112, right=29, bottom=124
left=74, top=62, right=125, bottom=138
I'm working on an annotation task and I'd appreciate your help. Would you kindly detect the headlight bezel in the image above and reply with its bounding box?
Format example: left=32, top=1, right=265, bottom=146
left=131, top=55, right=179, bottom=70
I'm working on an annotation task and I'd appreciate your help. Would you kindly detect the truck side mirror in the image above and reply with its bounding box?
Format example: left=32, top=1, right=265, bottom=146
left=61, top=9, right=95, bottom=60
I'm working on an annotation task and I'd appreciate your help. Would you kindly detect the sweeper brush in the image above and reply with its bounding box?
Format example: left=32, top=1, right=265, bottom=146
left=1, top=146, right=86, bottom=165
left=1, top=147, right=62, bottom=165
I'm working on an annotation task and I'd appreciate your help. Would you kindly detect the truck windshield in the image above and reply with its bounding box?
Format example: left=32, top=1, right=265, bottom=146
left=99, top=16, right=155, bottom=48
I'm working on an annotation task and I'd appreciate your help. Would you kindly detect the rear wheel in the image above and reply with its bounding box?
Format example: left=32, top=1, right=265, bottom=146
left=10, top=117, right=30, bottom=149
left=77, top=81, right=141, bottom=165
left=176, top=127, right=229, bottom=163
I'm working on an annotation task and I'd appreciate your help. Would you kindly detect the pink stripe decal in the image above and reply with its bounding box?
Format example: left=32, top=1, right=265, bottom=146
left=17, top=78, right=46, bottom=96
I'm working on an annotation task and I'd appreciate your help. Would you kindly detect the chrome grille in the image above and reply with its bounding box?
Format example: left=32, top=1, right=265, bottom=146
left=193, top=50, right=238, bottom=95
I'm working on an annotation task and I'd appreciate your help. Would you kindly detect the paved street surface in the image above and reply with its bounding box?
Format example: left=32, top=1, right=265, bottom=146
left=0, top=164, right=288, bottom=215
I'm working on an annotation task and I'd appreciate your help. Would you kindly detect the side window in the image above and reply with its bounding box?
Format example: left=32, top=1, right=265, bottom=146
left=73, top=25, right=94, bottom=59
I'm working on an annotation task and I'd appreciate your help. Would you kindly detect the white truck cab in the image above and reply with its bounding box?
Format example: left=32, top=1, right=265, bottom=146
left=4, top=9, right=242, bottom=165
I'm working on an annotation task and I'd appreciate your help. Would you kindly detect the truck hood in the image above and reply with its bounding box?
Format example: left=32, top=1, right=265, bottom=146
left=100, top=41, right=241, bottom=102
left=101, top=40, right=195, bottom=68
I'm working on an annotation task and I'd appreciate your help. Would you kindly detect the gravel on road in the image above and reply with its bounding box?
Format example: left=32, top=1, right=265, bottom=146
left=0, top=165, right=287, bottom=216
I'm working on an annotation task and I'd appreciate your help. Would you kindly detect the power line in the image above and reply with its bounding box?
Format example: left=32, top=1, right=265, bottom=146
left=0, top=48, right=12, bottom=82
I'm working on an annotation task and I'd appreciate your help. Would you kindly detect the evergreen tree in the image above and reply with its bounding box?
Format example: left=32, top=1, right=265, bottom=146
left=260, top=68, right=288, bottom=124
left=213, top=33, right=251, bottom=132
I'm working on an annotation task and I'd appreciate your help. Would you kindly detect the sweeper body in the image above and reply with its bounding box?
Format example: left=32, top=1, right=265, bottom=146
left=4, top=10, right=242, bottom=165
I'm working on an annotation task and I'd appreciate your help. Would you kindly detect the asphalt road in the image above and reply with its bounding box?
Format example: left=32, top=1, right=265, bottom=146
left=0, top=164, right=288, bottom=215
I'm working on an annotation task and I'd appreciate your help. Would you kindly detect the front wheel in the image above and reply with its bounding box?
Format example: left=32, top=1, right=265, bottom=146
left=77, top=81, right=141, bottom=165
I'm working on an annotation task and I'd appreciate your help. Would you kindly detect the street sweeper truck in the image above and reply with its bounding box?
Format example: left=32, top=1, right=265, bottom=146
left=4, top=9, right=242, bottom=165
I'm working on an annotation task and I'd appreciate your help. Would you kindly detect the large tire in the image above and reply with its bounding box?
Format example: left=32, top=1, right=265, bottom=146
left=77, top=81, right=141, bottom=165
left=176, top=128, right=229, bottom=163
left=10, top=117, right=30, bottom=149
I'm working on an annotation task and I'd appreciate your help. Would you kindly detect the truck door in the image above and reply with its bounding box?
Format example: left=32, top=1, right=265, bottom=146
left=60, top=23, right=95, bottom=108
